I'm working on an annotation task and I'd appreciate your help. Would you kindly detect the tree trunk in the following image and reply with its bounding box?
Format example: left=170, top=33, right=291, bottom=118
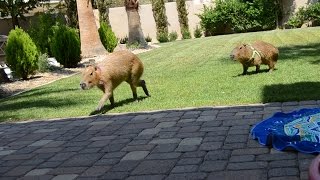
left=12, top=15, right=20, bottom=29
left=76, top=0, right=106, bottom=58
left=126, top=9, right=147, bottom=48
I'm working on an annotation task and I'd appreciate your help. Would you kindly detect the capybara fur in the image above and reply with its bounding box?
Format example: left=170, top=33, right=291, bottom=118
left=230, top=40, right=279, bottom=75
left=80, top=50, right=150, bottom=111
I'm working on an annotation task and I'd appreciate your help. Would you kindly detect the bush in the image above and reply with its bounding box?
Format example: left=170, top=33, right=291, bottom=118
left=28, top=11, right=63, bottom=56
left=194, top=25, right=202, bottom=38
left=145, top=34, right=152, bottom=42
left=37, top=53, right=51, bottom=73
left=169, top=31, right=178, bottom=41
left=157, top=32, right=169, bottom=43
left=182, top=28, right=191, bottom=39
left=98, top=21, right=118, bottom=52
left=119, top=36, right=128, bottom=44
left=286, top=3, right=320, bottom=28
left=198, top=0, right=280, bottom=36
left=50, top=24, right=81, bottom=68
left=5, top=28, right=39, bottom=80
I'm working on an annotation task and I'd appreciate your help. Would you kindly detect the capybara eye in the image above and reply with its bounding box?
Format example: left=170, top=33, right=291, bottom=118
left=240, top=47, right=242, bottom=49
left=90, top=72, right=93, bottom=76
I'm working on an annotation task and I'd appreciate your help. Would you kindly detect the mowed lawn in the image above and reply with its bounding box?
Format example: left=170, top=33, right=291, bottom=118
left=1, top=27, right=320, bottom=122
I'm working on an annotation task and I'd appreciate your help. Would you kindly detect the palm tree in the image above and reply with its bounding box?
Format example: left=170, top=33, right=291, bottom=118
left=124, top=0, right=147, bottom=48
left=76, top=0, right=106, bottom=58
left=97, top=0, right=112, bottom=26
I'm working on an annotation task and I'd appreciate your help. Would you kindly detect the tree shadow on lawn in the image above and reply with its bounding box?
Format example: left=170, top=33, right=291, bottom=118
left=278, top=43, right=320, bottom=63
left=262, top=81, right=320, bottom=103
left=89, top=96, right=148, bottom=116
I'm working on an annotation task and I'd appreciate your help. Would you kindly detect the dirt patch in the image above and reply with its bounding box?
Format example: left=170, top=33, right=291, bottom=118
left=0, top=45, right=159, bottom=99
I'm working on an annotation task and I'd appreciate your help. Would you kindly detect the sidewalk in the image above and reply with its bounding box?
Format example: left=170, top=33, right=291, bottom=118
left=0, top=100, right=319, bottom=180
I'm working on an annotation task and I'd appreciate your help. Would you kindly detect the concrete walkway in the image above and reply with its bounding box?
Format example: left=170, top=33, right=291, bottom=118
left=0, top=100, right=319, bottom=180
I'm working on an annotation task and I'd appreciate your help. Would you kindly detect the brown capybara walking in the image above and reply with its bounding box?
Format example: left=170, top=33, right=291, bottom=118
left=230, top=40, right=279, bottom=75
left=80, top=50, right=150, bottom=111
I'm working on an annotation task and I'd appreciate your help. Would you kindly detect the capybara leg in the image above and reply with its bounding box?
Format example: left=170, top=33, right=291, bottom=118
left=96, top=92, right=111, bottom=111
left=242, top=66, right=248, bottom=75
left=268, top=62, right=275, bottom=72
left=109, top=94, right=115, bottom=107
left=139, top=80, right=150, bottom=97
left=130, top=84, right=138, bottom=100
left=255, top=65, right=260, bottom=73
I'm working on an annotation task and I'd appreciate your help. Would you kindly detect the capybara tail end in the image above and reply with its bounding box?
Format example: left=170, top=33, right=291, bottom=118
left=140, top=80, right=150, bottom=97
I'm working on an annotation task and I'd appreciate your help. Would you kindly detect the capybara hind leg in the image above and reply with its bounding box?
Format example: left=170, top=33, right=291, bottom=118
left=139, top=80, right=150, bottom=96
left=268, top=62, right=275, bottom=72
left=130, top=84, right=138, bottom=99
left=255, top=65, right=260, bottom=73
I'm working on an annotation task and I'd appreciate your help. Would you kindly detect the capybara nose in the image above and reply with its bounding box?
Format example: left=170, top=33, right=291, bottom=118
left=80, top=83, right=86, bottom=89
left=230, top=54, right=235, bottom=59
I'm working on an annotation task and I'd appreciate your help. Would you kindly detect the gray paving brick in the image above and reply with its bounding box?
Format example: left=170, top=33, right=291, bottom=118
left=111, top=160, right=141, bottom=171
left=268, top=168, right=299, bottom=177
left=61, top=153, right=103, bottom=167
left=171, top=165, right=198, bottom=173
left=48, top=167, right=87, bottom=175
left=256, top=153, right=297, bottom=161
left=29, top=140, right=53, bottom=147
left=131, top=160, right=176, bottom=175
left=121, top=151, right=149, bottom=161
left=90, top=136, right=116, bottom=141
left=51, top=174, right=78, bottom=180
left=205, top=150, right=231, bottom=161
left=152, top=144, right=178, bottom=153
left=139, top=128, right=161, bottom=136
left=175, top=132, right=205, bottom=138
left=225, top=135, right=248, bottom=143
left=25, top=168, right=52, bottom=176
left=199, top=142, right=222, bottom=151
left=175, top=145, right=198, bottom=152
left=199, top=160, right=227, bottom=172
left=94, top=158, right=120, bottom=166
left=38, top=161, right=62, bottom=168
left=103, top=152, right=127, bottom=159
left=121, top=144, right=155, bottom=151
left=269, top=160, right=297, bottom=168
left=81, top=166, right=111, bottom=177
left=126, top=175, right=166, bottom=180
left=232, top=148, right=269, bottom=155
left=177, top=158, right=202, bottom=165
left=229, top=155, right=255, bottom=162
left=203, top=136, right=225, bottom=142
left=149, top=138, right=181, bottom=144
left=182, top=151, right=206, bottom=158
left=269, top=177, right=300, bottom=180
left=207, top=170, right=268, bottom=180
left=223, top=143, right=246, bottom=150
left=179, top=137, right=202, bottom=146
left=178, top=126, right=200, bottom=133
left=34, top=129, right=57, bottom=133
left=156, top=122, right=176, bottom=128
left=227, top=162, right=268, bottom=170
left=0, top=150, right=16, bottom=156
left=4, top=165, right=35, bottom=176
left=146, top=152, right=181, bottom=160
left=18, top=175, right=54, bottom=180
left=89, top=121, right=113, bottom=126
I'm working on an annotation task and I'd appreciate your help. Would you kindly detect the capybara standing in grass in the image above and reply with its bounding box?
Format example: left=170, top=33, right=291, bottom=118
left=80, top=50, right=150, bottom=111
left=230, top=40, right=279, bottom=75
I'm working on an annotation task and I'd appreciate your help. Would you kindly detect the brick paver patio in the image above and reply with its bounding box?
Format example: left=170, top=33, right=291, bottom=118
left=1, top=100, right=319, bottom=180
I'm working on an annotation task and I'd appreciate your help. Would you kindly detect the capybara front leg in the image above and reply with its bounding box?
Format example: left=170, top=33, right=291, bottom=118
left=109, top=94, right=115, bottom=107
left=140, top=80, right=150, bottom=96
left=96, top=92, right=111, bottom=111
left=255, top=65, right=260, bottom=73
left=242, top=66, right=248, bottom=75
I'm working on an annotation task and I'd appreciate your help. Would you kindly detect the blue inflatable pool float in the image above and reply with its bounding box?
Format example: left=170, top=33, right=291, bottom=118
left=251, top=108, right=320, bottom=153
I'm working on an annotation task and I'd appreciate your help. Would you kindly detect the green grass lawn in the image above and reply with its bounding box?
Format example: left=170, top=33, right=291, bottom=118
left=1, top=27, right=320, bottom=122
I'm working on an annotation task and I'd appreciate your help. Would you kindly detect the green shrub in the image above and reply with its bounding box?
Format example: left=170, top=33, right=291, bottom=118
left=157, top=32, right=169, bottom=43
left=286, top=3, right=320, bottom=28
left=182, top=28, right=191, bottom=39
left=5, top=28, right=39, bottom=80
left=50, top=24, right=81, bottom=68
left=98, top=21, right=118, bottom=52
left=194, top=25, right=202, bottom=38
left=28, top=11, right=63, bottom=56
left=145, top=34, right=152, bottom=42
left=37, top=53, right=51, bottom=73
left=198, top=0, right=280, bottom=36
left=169, top=31, right=178, bottom=41
left=119, top=36, right=128, bottom=44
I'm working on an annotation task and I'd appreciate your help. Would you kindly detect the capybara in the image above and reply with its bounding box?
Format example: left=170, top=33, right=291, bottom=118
left=230, top=40, right=279, bottom=75
left=80, top=50, right=150, bottom=111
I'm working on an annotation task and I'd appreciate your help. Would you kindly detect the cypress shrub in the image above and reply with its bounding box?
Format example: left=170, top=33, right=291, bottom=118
left=5, top=28, right=39, bottom=80
left=51, top=24, right=81, bottom=68
left=98, top=21, right=118, bottom=52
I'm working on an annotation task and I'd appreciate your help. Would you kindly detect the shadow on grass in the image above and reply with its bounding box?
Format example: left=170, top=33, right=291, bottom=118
left=262, top=81, right=320, bottom=103
left=278, top=43, right=320, bottom=63
left=233, top=69, right=272, bottom=77
left=90, top=96, right=148, bottom=116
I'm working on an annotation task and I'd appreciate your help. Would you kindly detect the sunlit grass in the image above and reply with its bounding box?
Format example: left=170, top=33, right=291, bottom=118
left=1, top=27, right=320, bottom=122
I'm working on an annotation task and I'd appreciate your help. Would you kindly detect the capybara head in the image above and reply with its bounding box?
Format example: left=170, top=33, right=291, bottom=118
left=80, top=65, right=100, bottom=90
left=230, top=44, right=251, bottom=62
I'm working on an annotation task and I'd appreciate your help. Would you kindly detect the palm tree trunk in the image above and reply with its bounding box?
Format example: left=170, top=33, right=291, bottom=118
left=126, top=9, right=147, bottom=48
left=76, top=0, right=106, bottom=58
